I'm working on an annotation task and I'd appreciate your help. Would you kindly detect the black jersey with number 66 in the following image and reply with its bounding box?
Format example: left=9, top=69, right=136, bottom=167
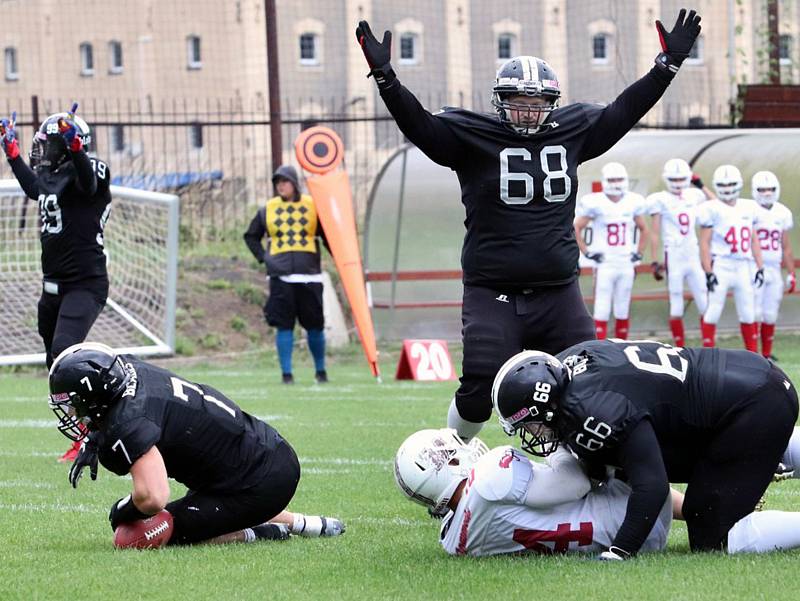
left=554, top=339, right=774, bottom=471
left=95, top=357, right=283, bottom=492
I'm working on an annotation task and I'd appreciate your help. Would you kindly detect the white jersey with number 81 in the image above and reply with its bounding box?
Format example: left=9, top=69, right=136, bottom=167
left=576, top=192, right=648, bottom=261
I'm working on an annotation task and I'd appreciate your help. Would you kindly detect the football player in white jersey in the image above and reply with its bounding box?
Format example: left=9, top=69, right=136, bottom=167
left=575, top=162, right=649, bottom=340
left=395, top=428, right=800, bottom=557
left=648, top=158, right=712, bottom=346
left=697, top=165, right=764, bottom=350
left=752, top=171, right=796, bottom=359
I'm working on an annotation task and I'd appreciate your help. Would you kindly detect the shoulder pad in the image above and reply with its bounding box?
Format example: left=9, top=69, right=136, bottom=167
left=471, top=446, right=531, bottom=502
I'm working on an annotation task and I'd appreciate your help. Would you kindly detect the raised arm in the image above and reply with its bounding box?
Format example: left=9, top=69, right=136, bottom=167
left=356, top=20, right=463, bottom=168
left=1, top=113, right=40, bottom=199
left=581, top=9, right=701, bottom=162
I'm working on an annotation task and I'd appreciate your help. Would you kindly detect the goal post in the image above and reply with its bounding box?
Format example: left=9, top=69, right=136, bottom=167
left=0, top=180, right=179, bottom=365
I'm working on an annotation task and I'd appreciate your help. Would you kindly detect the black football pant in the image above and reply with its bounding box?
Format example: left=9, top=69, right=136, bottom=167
left=37, top=278, right=108, bottom=368
left=166, top=439, right=301, bottom=545
left=455, top=281, right=595, bottom=424
left=681, top=362, right=799, bottom=551
left=264, top=277, right=324, bottom=330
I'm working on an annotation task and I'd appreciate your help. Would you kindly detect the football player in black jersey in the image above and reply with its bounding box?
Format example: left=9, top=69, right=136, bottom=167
left=2, top=105, right=113, bottom=462
left=492, top=341, right=799, bottom=558
left=356, top=10, right=702, bottom=442
left=48, top=343, right=345, bottom=545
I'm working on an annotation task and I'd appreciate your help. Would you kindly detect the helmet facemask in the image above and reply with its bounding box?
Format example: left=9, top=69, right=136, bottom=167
left=48, top=392, right=91, bottom=441
left=491, top=56, right=561, bottom=136
left=752, top=171, right=780, bottom=207
left=30, top=113, right=92, bottom=172
left=662, top=158, right=692, bottom=195
left=712, top=165, right=743, bottom=204
left=601, top=162, right=629, bottom=198
left=492, top=93, right=559, bottom=136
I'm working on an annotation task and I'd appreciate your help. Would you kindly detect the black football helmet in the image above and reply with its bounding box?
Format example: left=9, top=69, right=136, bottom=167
left=491, top=350, right=570, bottom=456
left=30, top=112, right=91, bottom=172
left=48, top=342, right=130, bottom=441
left=491, top=56, right=561, bottom=136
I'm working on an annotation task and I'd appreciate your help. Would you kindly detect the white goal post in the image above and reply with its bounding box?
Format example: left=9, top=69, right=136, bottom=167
left=0, top=180, right=179, bottom=365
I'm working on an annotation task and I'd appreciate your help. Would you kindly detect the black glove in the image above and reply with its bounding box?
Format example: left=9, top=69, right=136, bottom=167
left=586, top=252, right=604, bottom=264
left=754, top=268, right=765, bottom=288
left=691, top=173, right=704, bottom=189
left=706, top=272, right=718, bottom=292
left=598, top=546, right=632, bottom=561
left=355, top=20, right=395, bottom=88
left=651, top=261, right=665, bottom=281
left=631, top=252, right=643, bottom=263
left=68, top=435, right=98, bottom=489
left=109, top=495, right=150, bottom=531
left=654, top=9, right=702, bottom=73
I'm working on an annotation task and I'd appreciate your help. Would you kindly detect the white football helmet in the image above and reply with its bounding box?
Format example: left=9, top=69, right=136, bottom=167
left=751, top=171, right=781, bottom=207
left=394, top=428, right=488, bottom=517
left=601, top=162, right=629, bottom=197
left=712, top=164, right=743, bottom=203
left=662, top=158, right=692, bottom=194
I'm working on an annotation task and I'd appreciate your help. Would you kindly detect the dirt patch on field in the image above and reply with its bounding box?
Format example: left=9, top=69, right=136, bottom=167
left=176, top=256, right=272, bottom=356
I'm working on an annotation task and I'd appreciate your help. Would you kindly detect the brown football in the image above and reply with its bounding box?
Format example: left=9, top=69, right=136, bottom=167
left=113, top=509, right=173, bottom=549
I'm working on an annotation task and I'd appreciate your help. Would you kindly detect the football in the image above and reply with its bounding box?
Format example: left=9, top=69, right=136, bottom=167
left=113, top=509, right=174, bottom=549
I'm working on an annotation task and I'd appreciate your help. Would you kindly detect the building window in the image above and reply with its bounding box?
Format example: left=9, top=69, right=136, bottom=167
left=399, top=32, right=418, bottom=64
left=592, top=33, right=608, bottom=63
left=685, top=35, right=703, bottom=64
left=4, top=47, right=18, bottom=81
left=111, top=125, right=125, bottom=152
left=109, top=41, right=123, bottom=74
left=498, top=34, right=514, bottom=60
left=780, top=34, right=793, bottom=65
left=299, top=33, right=317, bottom=65
left=187, top=35, right=202, bottom=69
left=80, top=42, right=94, bottom=76
left=189, top=123, right=203, bottom=149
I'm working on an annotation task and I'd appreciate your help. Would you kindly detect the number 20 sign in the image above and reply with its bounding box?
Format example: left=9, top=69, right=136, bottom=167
left=395, top=339, right=457, bottom=381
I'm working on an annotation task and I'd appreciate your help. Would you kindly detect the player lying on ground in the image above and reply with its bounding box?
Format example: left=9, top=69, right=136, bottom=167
left=49, top=343, right=344, bottom=545
left=492, top=340, right=800, bottom=558
left=396, top=428, right=800, bottom=557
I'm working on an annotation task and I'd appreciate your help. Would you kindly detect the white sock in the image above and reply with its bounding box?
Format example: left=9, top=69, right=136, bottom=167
left=727, top=511, right=800, bottom=553
left=780, top=426, right=800, bottom=477
left=447, top=397, right=484, bottom=441
left=292, top=513, right=325, bottom=536
left=243, top=527, right=256, bottom=543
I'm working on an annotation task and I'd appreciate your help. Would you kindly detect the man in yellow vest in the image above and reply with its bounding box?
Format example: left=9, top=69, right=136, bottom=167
left=244, top=165, right=329, bottom=384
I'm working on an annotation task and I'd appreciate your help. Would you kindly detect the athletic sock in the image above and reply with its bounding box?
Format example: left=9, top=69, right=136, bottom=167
left=728, top=511, right=800, bottom=553
left=780, top=426, right=800, bottom=478
left=594, top=320, right=608, bottom=340
left=761, top=322, right=776, bottom=358
left=701, top=321, right=716, bottom=347
left=306, top=329, right=326, bottom=372
left=447, top=397, right=484, bottom=441
left=276, top=329, right=294, bottom=375
left=249, top=523, right=290, bottom=541
left=614, top=318, right=629, bottom=340
left=669, top=318, right=685, bottom=347
left=740, top=322, right=758, bottom=352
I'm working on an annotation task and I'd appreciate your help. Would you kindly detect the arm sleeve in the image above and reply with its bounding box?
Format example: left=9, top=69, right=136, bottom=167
left=8, top=156, right=40, bottom=199
left=523, top=447, right=592, bottom=509
left=70, top=150, right=98, bottom=196
left=579, top=67, right=674, bottom=163
left=243, top=209, right=267, bottom=263
left=379, top=80, right=463, bottom=169
left=99, top=418, right=161, bottom=476
left=609, top=419, right=671, bottom=555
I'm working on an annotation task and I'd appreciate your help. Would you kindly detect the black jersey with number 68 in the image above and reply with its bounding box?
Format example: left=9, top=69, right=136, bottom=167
left=554, top=339, right=774, bottom=471
left=96, top=357, right=282, bottom=492
left=378, top=66, right=675, bottom=290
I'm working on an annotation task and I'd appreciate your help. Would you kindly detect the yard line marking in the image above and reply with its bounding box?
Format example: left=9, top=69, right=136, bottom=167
left=0, top=502, right=100, bottom=514
left=0, top=451, right=61, bottom=457
left=299, top=457, right=392, bottom=466
left=349, top=517, right=431, bottom=527
left=0, top=419, right=57, bottom=428
left=0, top=480, right=56, bottom=489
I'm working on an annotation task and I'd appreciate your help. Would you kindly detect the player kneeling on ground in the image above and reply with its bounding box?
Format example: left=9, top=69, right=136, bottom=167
left=493, top=342, right=800, bottom=557
left=49, top=342, right=344, bottom=546
left=395, top=428, right=675, bottom=557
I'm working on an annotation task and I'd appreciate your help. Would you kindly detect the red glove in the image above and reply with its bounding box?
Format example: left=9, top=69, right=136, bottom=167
left=0, top=111, right=20, bottom=160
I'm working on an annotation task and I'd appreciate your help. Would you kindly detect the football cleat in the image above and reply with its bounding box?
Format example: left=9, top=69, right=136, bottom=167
left=773, top=462, right=794, bottom=482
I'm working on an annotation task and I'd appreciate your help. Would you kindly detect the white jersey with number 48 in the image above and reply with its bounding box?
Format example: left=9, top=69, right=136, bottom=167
left=696, top=198, right=761, bottom=260
left=439, top=446, right=671, bottom=557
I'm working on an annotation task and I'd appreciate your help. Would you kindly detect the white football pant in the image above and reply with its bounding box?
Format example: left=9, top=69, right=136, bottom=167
left=703, top=256, right=755, bottom=324
left=754, top=263, right=783, bottom=324
left=593, top=261, right=634, bottom=321
left=666, top=247, right=708, bottom=318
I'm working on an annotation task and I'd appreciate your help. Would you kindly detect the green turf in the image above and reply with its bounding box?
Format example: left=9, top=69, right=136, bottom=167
left=2, top=338, right=800, bottom=601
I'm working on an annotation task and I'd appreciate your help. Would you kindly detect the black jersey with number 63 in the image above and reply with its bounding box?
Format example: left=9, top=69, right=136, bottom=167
left=9, top=154, right=111, bottom=283
left=379, top=67, right=675, bottom=290
left=554, top=339, right=775, bottom=471
left=95, top=357, right=282, bottom=492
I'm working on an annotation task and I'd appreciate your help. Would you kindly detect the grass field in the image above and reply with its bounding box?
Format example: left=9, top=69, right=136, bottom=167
left=2, top=336, right=800, bottom=601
